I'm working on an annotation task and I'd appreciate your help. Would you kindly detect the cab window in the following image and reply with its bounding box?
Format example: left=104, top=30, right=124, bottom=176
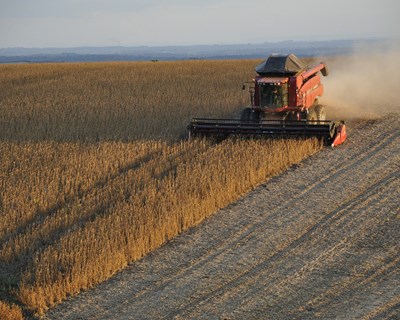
left=260, top=83, right=288, bottom=108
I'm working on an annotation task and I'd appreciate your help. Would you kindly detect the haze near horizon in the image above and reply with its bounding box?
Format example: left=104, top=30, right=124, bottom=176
left=0, top=0, right=399, bottom=48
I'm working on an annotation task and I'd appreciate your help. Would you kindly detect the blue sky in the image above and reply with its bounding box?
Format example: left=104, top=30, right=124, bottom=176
left=0, top=0, right=398, bottom=48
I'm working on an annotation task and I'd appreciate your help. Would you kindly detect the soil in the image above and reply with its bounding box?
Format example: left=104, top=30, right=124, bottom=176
left=45, top=114, right=399, bottom=320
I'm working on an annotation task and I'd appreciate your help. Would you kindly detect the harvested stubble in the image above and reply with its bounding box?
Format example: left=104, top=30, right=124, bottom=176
left=0, top=60, right=322, bottom=317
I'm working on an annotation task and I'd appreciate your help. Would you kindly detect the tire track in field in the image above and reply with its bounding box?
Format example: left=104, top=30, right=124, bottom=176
left=306, top=254, right=400, bottom=320
left=236, top=189, right=399, bottom=319
left=165, top=170, right=399, bottom=319
left=363, top=296, right=400, bottom=320
left=223, top=174, right=399, bottom=315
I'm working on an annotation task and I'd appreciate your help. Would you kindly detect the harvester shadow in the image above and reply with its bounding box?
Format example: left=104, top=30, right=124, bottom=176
left=0, top=147, right=164, bottom=266
left=1, top=134, right=216, bottom=275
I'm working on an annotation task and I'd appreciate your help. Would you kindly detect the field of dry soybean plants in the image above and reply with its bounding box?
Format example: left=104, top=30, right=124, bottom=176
left=0, top=60, right=322, bottom=318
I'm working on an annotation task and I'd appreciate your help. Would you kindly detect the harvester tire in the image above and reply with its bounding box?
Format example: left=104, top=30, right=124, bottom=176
left=241, top=108, right=252, bottom=122
left=307, top=108, right=317, bottom=122
left=250, top=111, right=260, bottom=122
left=315, top=105, right=326, bottom=123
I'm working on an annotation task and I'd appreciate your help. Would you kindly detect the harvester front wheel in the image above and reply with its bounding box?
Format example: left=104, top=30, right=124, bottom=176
left=241, top=107, right=252, bottom=122
left=315, top=105, right=326, bottom=123
left=250, top=111, right=260, bottom=122
left=307, top=108, right=317, bottom=122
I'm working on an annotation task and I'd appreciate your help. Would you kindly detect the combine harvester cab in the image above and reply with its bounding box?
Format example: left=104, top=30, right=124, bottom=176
left=188, top=54, right=347, bottom=147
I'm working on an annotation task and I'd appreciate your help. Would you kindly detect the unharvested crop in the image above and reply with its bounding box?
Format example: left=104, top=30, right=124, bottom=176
left=0, top=60, right=321, bottom=317
left=0, top=301, right=23, bottom=320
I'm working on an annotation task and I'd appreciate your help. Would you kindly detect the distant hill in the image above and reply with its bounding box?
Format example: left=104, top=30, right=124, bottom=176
left=0, top=39, right=390, bottom=63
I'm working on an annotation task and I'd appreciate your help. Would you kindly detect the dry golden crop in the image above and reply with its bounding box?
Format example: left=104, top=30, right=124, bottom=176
left=0, top=60, right=322, bottom=317
left=0, top=301, right=24, bottom=320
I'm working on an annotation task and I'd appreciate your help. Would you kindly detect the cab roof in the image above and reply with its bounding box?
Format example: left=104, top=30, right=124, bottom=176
left=255, top=54, right=305, bottom=76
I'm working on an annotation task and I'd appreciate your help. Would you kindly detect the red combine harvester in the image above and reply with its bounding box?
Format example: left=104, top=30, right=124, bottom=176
left=188, top=54, right=346, bottom=147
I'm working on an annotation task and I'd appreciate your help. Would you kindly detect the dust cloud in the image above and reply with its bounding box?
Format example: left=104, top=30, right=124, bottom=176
left=321, top=42, right=400, bottom=119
